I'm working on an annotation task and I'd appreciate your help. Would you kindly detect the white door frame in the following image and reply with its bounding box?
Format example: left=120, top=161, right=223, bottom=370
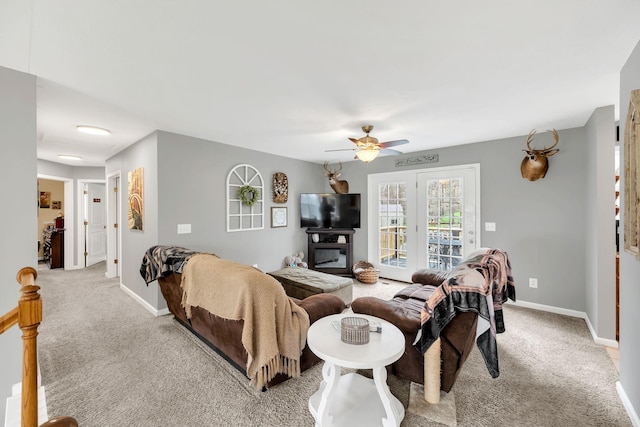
left=106, top=170, right=122, bottom=278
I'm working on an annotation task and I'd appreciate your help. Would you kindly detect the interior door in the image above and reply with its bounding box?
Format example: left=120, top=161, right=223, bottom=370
left=85, top=183, right=107, bottom=267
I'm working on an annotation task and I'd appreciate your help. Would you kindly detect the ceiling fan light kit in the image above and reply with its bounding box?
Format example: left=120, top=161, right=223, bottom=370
left=355, top=146, right=380, bottom=163
left=326, top=125, right=409, bottom=163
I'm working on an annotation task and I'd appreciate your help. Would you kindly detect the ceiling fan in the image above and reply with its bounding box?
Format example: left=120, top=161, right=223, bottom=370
left=326, top=125, right=409, bottom=163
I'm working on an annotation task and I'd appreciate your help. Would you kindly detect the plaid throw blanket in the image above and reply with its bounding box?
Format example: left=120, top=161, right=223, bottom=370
left=415, top=248, right=516, bottom=378
left=139, top=245, right=201, bottom=284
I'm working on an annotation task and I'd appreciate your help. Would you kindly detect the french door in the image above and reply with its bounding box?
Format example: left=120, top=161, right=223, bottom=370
left=368, top=164, right=480, bottom=282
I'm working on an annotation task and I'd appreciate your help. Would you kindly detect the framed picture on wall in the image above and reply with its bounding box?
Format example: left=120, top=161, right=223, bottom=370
left=271, top=207, right=287, bottom=228
left=624, top=88, right=640, bottom=259
left=52, top=201, right=61, bottom=210
left=128, top=167, right=144, bottom=230
left=39, top=191, right=50, bottom=208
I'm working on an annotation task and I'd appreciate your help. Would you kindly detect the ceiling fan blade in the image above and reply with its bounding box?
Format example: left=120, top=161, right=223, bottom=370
left=325, top=148, right=355, bottom=152
left=379, top=139, right=409, bottom=148
left=381, top=148, right=402, bottom=155
left=348, top=137, right=361, bottom=145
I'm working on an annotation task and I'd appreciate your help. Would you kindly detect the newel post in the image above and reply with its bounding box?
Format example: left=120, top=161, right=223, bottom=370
left=17, top=267, right=41, bottom=427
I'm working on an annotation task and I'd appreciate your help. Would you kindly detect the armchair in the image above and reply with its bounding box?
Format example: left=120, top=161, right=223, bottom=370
left=352, top=247, right=515, bottom=397
left=351, top=268, right=478, bottom=392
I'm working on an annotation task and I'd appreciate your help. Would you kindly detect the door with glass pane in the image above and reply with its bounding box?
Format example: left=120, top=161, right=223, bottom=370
left=368, top=172, right=417, bottom=282
left=417, top=165, right=479, bottom=271
left=368, top=165, right=479, bottom=282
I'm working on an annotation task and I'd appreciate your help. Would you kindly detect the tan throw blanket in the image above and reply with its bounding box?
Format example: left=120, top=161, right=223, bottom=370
left=180, top=254, right=310, bottom=389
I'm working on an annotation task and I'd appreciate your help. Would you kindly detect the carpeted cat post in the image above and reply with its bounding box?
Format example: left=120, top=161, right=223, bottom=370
left=408, top=338, right=458, bottom=426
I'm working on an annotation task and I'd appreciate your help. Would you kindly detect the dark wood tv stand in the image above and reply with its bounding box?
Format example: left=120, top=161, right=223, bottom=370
left=306, top=228, right=354, bottom=276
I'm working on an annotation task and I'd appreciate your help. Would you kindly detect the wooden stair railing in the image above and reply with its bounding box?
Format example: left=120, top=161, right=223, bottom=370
left=0, top=267, right=77, bottom=427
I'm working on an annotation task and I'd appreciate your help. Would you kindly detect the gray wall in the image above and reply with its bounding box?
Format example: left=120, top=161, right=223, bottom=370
left=116, top=123, right=618, bottom=320
left=584, top=106, right=617, bottom=340
left=0, top=66, right=37, bottom=424
left=330, top=127, right=591, bottom=312
left=38, top=160, right=105, bottom=181
left=106, top=132, right=161, bottom=308
left=106, top=130, right=326, bottom=311
left=619, top=38, right=640, bottom=423
left=156, top=131, right=325, bottom=266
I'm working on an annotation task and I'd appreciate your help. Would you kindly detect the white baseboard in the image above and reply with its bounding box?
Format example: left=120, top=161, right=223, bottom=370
left=617, top=381, right=640, bottom=427
left=584, top=316, right=619, bottom=348
left=506, top=299, right=618, bottom=348
left=119, top=283, right=169, bottom=317
left=507, top=298, right=586, bottom=318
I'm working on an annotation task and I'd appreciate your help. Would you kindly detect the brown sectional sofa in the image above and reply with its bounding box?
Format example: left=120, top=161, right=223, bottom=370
left=157, top=271, right=345, bottom=389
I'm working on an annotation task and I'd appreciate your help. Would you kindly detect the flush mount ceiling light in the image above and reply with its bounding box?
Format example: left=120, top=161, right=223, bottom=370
left=76, top=125, right=110, bottom=136
left=355, top=146, right=380, bottom=163
left=58, top=154, right=83, bottom=161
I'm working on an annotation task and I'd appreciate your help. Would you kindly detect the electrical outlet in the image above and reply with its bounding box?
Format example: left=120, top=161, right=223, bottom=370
left=529, top=278, right=538, bottom=288
left=177, top=224, right=191, bottom=234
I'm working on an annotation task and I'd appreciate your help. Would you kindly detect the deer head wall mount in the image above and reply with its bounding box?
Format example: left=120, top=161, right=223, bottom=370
left=520, top=129, right=560, bottom=181
left=323, top=161, right=349, bottom=194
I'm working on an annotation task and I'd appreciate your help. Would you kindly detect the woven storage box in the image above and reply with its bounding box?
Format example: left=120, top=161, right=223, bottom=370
left=341, top=317, right=370, bottom=344
left=353, top=261, right=379, bottom=284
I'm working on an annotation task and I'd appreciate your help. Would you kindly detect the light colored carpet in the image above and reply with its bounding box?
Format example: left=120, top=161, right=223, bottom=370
left=36, top=263, right=631, bottom=426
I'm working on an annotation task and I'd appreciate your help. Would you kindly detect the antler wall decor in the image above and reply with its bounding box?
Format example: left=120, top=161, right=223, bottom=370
left=520, top=129, right=560, bottom=181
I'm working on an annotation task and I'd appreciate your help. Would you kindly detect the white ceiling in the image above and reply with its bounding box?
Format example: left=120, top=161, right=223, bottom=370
left=2, top=1, right=640, bottom=167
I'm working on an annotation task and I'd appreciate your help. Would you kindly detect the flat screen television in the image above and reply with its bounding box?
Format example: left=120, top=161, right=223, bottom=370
left=300, top=193, right=361, bottom=229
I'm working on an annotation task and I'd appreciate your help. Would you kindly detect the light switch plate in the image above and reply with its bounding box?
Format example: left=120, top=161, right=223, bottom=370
left=485, top=222, right=496, bottom=231
left=177, top=224, right=191, bottom=234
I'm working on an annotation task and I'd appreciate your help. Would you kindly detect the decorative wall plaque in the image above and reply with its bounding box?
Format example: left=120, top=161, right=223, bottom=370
left=227, top=164, right=264, bottom=232
left=272, top=172, right=288, bottom=203
left=395, top=154, right=439, bottom=167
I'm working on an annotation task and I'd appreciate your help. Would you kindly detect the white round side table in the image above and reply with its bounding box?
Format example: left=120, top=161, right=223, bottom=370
left=307, top=313, right=405, bottom=427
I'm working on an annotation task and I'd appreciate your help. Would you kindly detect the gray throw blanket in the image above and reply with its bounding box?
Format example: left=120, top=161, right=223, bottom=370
left=139, top=245, right=200, bottom=284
